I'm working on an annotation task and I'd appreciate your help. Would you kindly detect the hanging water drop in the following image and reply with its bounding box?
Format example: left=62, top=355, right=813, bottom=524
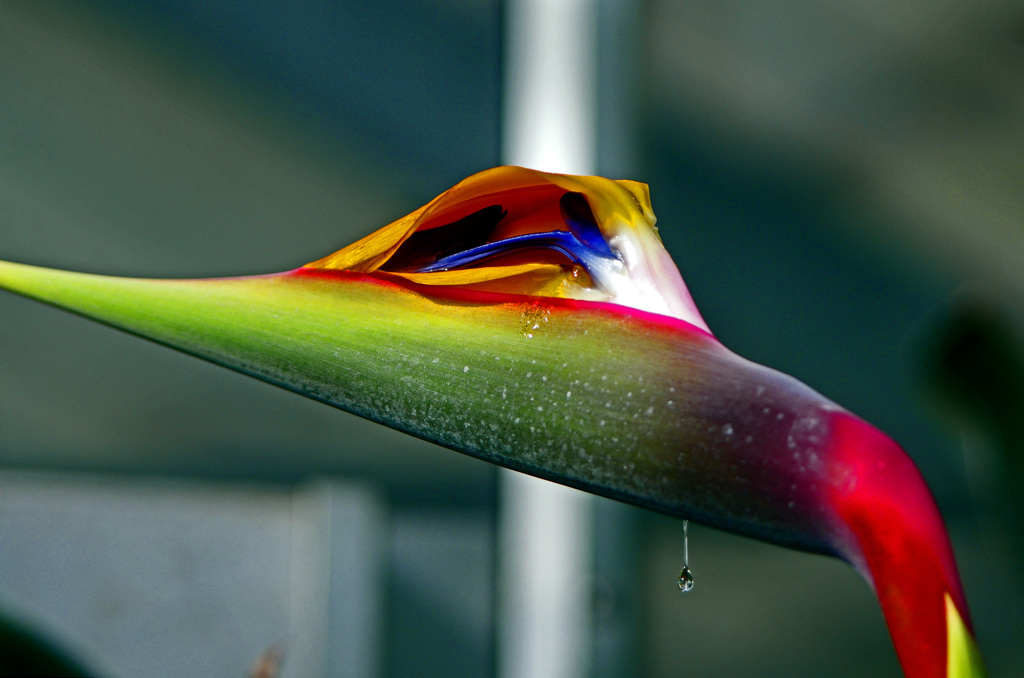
left=678, top=519, right=694, bottom=593
left=678, top=566, right=694, bottom=592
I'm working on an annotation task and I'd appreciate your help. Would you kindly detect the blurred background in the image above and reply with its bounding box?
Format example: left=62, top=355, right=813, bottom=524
left=0, top=1, right=1022, bottom=675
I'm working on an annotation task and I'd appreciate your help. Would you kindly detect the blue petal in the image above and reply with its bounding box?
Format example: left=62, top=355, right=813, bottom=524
left=415, top=231, right=595, bottom=272
left=560, top=192, right=615, bottom=259
left=412, top=192, right=620, bottom=275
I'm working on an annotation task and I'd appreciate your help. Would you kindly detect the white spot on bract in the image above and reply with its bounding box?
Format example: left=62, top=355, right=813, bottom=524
left=432, top=358, right=440, bottom=364
left=566, top=391, right=572, bottom=399
left=723, top=423, right=734, bottom=437
left=463, top=366, right=470, bottom=373
left=645, top=406, right=655, bottom=416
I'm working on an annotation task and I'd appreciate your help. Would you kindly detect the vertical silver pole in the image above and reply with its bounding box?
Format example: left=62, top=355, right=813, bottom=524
left=500, top=1, right=597, bottom=677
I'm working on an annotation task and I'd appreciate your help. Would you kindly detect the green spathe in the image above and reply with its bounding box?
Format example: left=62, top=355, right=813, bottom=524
left=0, top=260, right=822, bottom=544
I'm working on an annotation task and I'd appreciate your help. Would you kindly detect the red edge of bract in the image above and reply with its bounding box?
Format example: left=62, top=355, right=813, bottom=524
left=288, top=266, right=717, bottom=340
left=825, top=410, right=970, bottom=677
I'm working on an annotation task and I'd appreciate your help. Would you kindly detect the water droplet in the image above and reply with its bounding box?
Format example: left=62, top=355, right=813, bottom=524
left=678, top=519, right=694, bottom=593
left=678, top=566, right=694, bottom=592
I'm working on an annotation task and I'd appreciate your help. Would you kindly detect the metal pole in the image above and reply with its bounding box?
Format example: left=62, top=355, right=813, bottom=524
left=499, top=0, right=597, bottom=676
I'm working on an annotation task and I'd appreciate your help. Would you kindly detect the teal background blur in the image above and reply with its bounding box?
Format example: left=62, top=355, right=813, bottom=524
left=0, top=1, right=1022, bottom=676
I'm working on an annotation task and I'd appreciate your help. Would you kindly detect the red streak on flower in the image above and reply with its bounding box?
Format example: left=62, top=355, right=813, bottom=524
left=287, top=267, right=716, bottom=340
left=826, top=411, right=969, bottom=678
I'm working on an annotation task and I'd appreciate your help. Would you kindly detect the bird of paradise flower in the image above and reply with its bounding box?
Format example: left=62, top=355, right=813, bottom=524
left=0, top=166, right=986, bottom=677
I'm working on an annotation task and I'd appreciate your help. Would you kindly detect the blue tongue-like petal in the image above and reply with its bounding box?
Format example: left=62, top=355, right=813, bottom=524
left=413, top=192, right=619, bottom=275
left=413, top=231, right=598, bottom=272
left=560, top=192, right=615, bottom=259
